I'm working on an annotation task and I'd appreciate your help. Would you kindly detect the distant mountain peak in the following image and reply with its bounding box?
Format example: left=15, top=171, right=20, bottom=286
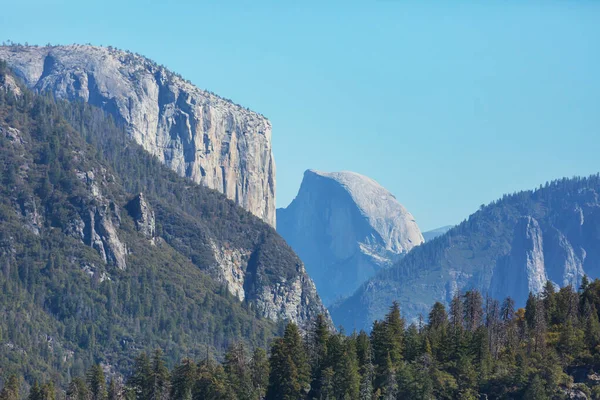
left=278, top=169, right=424, bottom=305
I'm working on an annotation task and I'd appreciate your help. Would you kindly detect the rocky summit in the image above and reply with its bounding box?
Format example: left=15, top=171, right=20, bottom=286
left=277, top=169, right=424, bottom=305
left=0, top=44, right=276, bottom=226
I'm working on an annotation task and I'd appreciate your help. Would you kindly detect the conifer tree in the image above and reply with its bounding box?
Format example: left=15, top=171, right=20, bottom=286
left=67, top=377, right=90, bottom=400
left=87, top=365, right=107, bottom=400
left=266, top=338, right=301, bottom=400
left=224, top=343, right=253, bottom=400
left=170, top=359, right=196, bottom=400
left=250, top=348, right=269, bottom=399
left=282, top=323, right=310, bottom=395
left=0, top=375, right=20, bottom=400
left=150, top=349, right=170, bottom=400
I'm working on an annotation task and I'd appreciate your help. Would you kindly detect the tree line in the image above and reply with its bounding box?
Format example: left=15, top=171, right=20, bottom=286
left=5, top=278, right=600, bottom=399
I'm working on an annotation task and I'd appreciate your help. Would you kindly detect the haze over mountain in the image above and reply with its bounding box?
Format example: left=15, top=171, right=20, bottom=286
left=331, top=175, right=600, bottom=331
left=422, top=225, right=454, bottom=242
left=277, top=169, right=424, bottom=305
left=0, top=44, right=276, bottom=226
left=0, top=63, right=327, bottom=382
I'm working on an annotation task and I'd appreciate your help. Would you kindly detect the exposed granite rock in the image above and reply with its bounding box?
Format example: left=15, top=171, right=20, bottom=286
left=255, top=263, right=326, bottom=324
left=83, top=205, right=127, bottom=270
left=0, top=72, right=22, bottom=96
left=210, top=241, right=250, bottom=302
left=0, top=44, right=276, bottom=226
left=491, top=217, right=548, bottom=305
left=332, top=177, right=600, bottom=331
left=71, top=169, right=128, bottom=270
left=277, top=169, right=424, bottom=305
left=126, top=193, right=156, bottom=241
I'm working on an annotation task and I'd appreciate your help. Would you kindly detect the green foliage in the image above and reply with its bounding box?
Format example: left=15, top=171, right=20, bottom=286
left=0, top=68, right=300, bottom=385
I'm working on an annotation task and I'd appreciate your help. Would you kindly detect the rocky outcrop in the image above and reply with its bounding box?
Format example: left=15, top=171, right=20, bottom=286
left=0, top=44, right=276, bottom=226
left=255, top=263, right=325, bottom=324
left=126, top=193, right=156, bottom=240
left=0, top=72, right=21, bottom=96
left=277, top=169, right=424, bottom=305
left=68, top=170, right=128, bottom=270
left=210, top=242, right=250, bottom=302
left=491, top=217, right=548, bottom=305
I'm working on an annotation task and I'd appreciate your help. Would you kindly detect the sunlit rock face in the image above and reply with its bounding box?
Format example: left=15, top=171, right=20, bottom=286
left=0, top=44, right=276, bottom=226
left=277, top=169, right=424, bottom=305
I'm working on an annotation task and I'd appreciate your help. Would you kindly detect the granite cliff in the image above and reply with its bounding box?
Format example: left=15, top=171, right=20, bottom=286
left=331, top=176, right=600, bottom=331
left=0, top=44, right=276, bottom=226
left=0, top=68, right=329, bottom=383
left=277, top=170, right=424, bottom=305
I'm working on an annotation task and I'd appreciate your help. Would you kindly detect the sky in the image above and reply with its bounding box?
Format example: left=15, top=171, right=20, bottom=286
left=1, top=0, right=599, bottom=231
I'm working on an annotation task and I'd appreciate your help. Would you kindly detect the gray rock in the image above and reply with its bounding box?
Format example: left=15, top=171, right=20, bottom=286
left=126, top=193, right=156, bottom=240
left=84, top=205, right=128, bottom=270
left=277, top=169, right=424, bottom=305
left=0, top=72, right=22, bottom=96
left=0, top=44, right=276, bottom=226
left=491, top=217, right=548, bottom=305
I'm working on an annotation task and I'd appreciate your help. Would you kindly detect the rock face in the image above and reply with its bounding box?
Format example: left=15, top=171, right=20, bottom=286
left=70, top=170, right=128, bottom=270
left=277, top=169, right=424, bottom=305
left=491, top=217, right=548, bottom=305
left=126, top=193, right=156, bottom=240
left=0, top=44, right=276, bottom=226
left=331, top=177, right=600, bottom=331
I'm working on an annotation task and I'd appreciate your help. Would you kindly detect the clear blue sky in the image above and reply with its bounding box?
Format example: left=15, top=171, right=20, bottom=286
left=2, top=1, right=599, bottom=231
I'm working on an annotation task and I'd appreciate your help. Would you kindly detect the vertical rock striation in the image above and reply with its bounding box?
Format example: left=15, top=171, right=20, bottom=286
left=0, top=44, right=276, bottom=226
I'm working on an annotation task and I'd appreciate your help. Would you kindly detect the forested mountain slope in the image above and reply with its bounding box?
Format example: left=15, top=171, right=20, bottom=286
left=0, top=44, right=276, bottom=226
left=332, top=175, right=600, bottom=331
left=0, top=64, right=327, bottom=385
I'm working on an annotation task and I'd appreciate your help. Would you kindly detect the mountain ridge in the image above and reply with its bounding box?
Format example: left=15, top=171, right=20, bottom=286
left=0, top=43, right=277, bottom=226
left=0, top=66, right=328, bottom=383
left=331, top=174, right=600, bottom=331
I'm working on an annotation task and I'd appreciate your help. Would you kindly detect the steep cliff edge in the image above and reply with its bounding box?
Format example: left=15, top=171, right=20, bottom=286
left=0, top=44, right=276, bottom=226
left=277, top=169, right=424, bottom=305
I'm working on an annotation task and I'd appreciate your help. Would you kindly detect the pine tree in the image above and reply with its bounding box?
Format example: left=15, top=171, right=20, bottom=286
left=193, top=360, right=235, bottom=400
left=266, top=338, right=302, bottom=400
left=463, top=291, right=483, bottom=332
left=39, top=382, right=56, bottom=400
left=404, top=324, right=421, bottom=362
left=250, top=348, right=269, bottom=399
left=327, top=333, right=359, bottom=399
left=170, top=359, right=197, bottom=400
left=308, top=315, right=330, bottom=399
left=150, top=349, right=170, bottom=400
left=87, top=365, right=107, bottom=400
left=282, top=323, right=310, bottom=395
left=0, top=375, right=20, bottom=400
left=67, top=377, right=91, bottom=400
left=384, top=301, right=405, bottom=366
left=584, top=303, right=600, bottom=351
left=28, top=382, right=41, bottom=400
left=381, top=354, right=397, bottom=400
left=107, top=379, right=123, bottom=400
left=224, top=343, right=253, bottom=400
left=523, top=375, right=548, bottom=400
left=128, top=352, right=152, bottom=399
